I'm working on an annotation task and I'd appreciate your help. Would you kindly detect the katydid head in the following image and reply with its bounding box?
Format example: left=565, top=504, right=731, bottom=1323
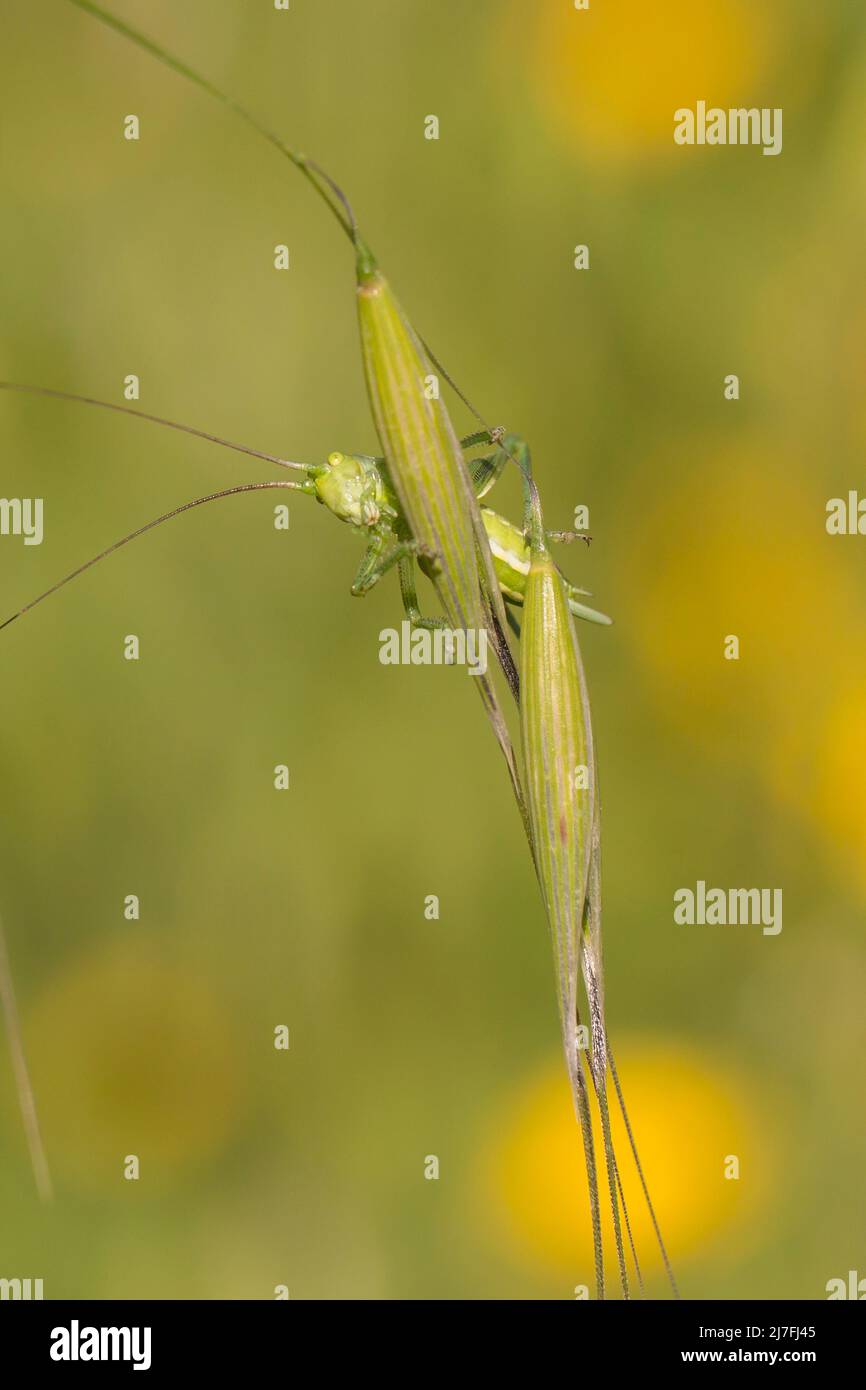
left=315, top=451, right=384, bottom=529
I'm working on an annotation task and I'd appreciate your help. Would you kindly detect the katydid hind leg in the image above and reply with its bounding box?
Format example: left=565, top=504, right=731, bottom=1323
left=469, top=450, right=507, bottom=501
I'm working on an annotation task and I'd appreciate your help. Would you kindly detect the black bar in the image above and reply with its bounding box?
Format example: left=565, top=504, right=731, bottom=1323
left=0, top=1297, right=860, bottom=1374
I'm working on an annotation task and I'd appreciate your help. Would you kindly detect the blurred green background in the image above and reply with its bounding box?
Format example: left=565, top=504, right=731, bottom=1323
left=1, top=0, right=864, bottom=1300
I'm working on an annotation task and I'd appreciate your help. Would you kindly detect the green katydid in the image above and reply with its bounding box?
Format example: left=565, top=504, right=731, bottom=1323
left=0, top=388, right=679, bottom=1301
left=0, top=386, right=609, bottom=636
left=1, top=1, right=682, bottom=1301
left=62, top=0, right=528, bottom=830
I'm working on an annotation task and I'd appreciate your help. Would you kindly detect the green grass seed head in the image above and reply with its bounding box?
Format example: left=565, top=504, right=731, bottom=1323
left=518, top=460, right=633, bottom=1299
left=355, top=241, right=480, bottom=633
left=520, top=524, right=595, bottom=1046
left=355, top=242, right=531, bottom=841
left=518, top=468, right=609, bottom=1289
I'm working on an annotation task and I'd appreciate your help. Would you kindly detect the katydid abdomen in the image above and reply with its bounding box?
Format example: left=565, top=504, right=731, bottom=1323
left=481, top=507, right=612, bottom=627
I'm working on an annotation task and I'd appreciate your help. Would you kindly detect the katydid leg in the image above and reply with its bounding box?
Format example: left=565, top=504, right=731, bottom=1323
left=350, top=535, right=428, bottom=598
left=397, top=556, right=447, bottom=630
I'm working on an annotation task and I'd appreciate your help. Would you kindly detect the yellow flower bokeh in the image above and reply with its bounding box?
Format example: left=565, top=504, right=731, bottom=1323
left=813, top=682, right=866, bottom=895
left=22, top=940, right=243, bottom=1193
left=504, top=0, right=780, bottom=166
left=477, top=1039, right=773, bottom=1290
left=622, top=450, right=859, bottom=720
left=620, top=445, right=866, bottom=897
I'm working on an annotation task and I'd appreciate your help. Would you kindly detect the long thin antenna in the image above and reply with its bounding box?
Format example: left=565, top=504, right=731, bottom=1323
left=421, top=337, right=492, bottom=433
left=1, top=384, right=499, bottom=476
left=0, top=382, right=313, bottom=473
left=67, top=0, right=357, bottom=241
left=0, top=480, right=304, bottom=633
left=0, top=914, right=53, bottom=1201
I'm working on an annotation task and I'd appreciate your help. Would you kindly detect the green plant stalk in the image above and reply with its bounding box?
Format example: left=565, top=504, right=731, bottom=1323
left=67, top=0, right=355, bottom=240
left=518, top=449, right=631, bottom=1299
left=70, top=0, right=531, bottom=849
left=518, top=472, right=603, bottom=1293
left=356, top=242, right=530, bottom=843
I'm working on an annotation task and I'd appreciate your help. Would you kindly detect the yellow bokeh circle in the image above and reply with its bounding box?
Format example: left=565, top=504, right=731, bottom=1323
left=505, top=0, right=779, bottom=165
left=478, top=1039, right=773, bottom=1290
left=23, top=939, right=242, bottom=1193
